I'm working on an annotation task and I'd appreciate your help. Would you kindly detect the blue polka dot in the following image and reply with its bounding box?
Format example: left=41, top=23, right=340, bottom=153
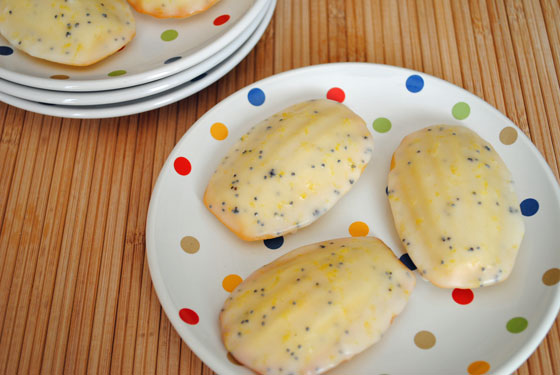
left=248, top=88, right=265, bottom=106
left=264, top=236, right=284, bottom=250
left=0, top=46, right=14, bottom=56
left=399, top=253, right=417, bottom=271
left=164, top=56, right=181, bottom=64
left=385, top=186, right=389, bottom=196
left=520, top=198, right=539, bottom=216
left=406, top=74, right=424, bottom=93
left=190, top=72, right=207, bottom=82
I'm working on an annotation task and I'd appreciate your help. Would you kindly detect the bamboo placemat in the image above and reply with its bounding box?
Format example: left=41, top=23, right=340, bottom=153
left=0, top=0, right=558, bottom=374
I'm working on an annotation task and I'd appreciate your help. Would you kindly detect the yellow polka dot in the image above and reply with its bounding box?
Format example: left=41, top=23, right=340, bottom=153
left=180, top=236, right=200, bottom=254
left=222, top=274, right=243, bottom=292
left=499, top=126, right=518, bottom=145
left=542, top=268, right=560, bottom=286
left=211, top=122, right=228, bottom=140
left=468, top=360, right=490, bottom=375
left=349, top=221, right=369, bottom=237
left=414, top=330, right=436, bottom=349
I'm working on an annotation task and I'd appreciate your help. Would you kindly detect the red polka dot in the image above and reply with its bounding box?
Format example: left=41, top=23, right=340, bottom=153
left=213, top=14, right=230, bottom=26
left=179, top=308, right=199, bottom=324
left=118, top=45, right=126, bottom=52
left=326, top=87, right=345, bottom=103
left=174, top=157, right=192, bottom=176
left=452, top=288, right=474, bottom=305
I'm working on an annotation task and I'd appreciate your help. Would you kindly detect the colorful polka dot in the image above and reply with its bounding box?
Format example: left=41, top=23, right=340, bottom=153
left=222, top=274, right=243, bottom=292
left=179, top=308, right=199, bottom=325
left=248, top=88, right=265, bottom=106
left=191, top=73, right=207, bottom=82
left=0, top=46, right=13, bottom=56
left=108, top=70, right=126, bottom=77
left=174, top=157, right=192, bottom=176
left=520, top=198, right=539, bottom=216
left=468, top=360, right=490, bottom=375
left=372, top=117, right=392, bottom=133
left=506, top=317, right=528, bottom=333
left=414, top=330, right=436, bottom=349
left=452, top=102, right=470, bottom=120
left=50, top=74, right=69, bottom=80
left=180, top=236, right=200, bottom=254
left=406, top=74, right=424, bottom=93
left=399, top=253, right=417, bottom=271
left=326, top=87, right=345, bottom=103
left=118, top=45, right=126, bottom=52
left=161, top=29, right=179, bottom=41
left=164, top=56, right=182, bottom=64
left=264, top=236, right=284, bottom=250
left=263, top=236, right=284, bottom=250
left=542, top=268, right=560, bottom=286
left=211, top=122, right=228, bottom=140
left=227, top=352, right=242, bottom=366
left=214, top=14, right=231, bottom=26
left=348, top=221, right=369, bottom=237
left=452, top=288, right=474, bottom=305
left=385, top=186, right=389, bottom=196
left=499, top=126, right=518, bottom=145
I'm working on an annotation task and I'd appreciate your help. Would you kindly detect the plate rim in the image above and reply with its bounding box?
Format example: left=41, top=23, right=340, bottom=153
left=0, top=0, right=270, bottom=92
left=146, top=62, right=560, bottom=375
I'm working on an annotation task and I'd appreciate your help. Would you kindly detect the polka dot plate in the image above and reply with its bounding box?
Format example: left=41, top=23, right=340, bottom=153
left=0, top=0, right=269, bottom=106
left=0, top=0, right=269, bottom=92
left=146, top=63, right=560, bottom=375
left=0, top=0, right=275, bottom=119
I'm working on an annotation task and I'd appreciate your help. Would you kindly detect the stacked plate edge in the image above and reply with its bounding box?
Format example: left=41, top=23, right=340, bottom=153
left=0, top=0, right=275, bottom=118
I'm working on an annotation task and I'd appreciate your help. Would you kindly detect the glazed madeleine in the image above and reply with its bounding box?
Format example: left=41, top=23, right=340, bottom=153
left=220, top=237, right=415, bottom=375
left=387, top=125, right=525, bottom=288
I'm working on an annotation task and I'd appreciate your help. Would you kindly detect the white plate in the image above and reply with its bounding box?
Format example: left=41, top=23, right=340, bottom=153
left=0, top=0, right=275, bottom=119
left=146, top=63, right=560, bottom=375
left=0, top=0, right=269, bottom=92
left=0, top=0, right=269, bottom=106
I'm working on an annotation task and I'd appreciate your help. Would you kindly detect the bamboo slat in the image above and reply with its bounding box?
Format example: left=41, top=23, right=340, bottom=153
left=0, top=1, right=558, bottom=374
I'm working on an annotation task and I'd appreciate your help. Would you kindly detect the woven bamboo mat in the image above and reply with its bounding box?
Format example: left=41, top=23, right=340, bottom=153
left=0, top=0, right=558, bottom=374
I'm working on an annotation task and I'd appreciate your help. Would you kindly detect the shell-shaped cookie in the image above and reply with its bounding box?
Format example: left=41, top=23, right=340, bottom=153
left=204, top=99, right=374, bottom=241
left=387, top=125, right=525, bottom=288
left=0, top=0, right=135, bottom=66
left=127, top=0, right=219, bottom=18
left=220, top=237, right=415, bottom=375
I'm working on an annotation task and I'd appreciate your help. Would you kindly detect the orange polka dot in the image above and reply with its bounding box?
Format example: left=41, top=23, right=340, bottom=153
left=468, top=360, right=490, bottom=375
left=349, top=221, right=369, bottom=237
left=211, top=122, right=228, bottom=140
left=227, top=352, right=242, bottom=366
left=222, top=274, right=243, bottom=292
left=50, top=74, right=69, bottom=80
left=390, top=154, right=396, bottom=170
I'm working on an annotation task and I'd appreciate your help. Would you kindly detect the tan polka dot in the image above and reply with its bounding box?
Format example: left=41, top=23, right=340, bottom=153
left=414, top=330, right=436, bottom=349
left=180, top=236, right=200, bottom=254
left=542, top=268, right=560, bottom=286
left=227, top=352, right=242, bottom=366
left=50, top=74, right=69, bottom=80
left=499, top=126, right=518, bottom=145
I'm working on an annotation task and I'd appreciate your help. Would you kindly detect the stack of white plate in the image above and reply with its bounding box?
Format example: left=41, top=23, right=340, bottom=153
left=0, top=0, right=275, bottom=119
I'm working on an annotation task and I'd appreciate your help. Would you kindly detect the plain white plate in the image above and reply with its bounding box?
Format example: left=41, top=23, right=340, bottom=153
left=0, top=0, right=269, bottom=91
left=146, top=63, right=560, bottom=375
left=0, top=0, right=275, bottom=119
left=0, top=0, right=270, bottom=106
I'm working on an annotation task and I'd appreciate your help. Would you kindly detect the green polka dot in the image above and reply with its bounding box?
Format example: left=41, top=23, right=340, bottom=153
left=161, top=29, right=179, bottom=41
left=373, top=117, right=392, bottom=133
left=452, top=102, right=470, bottom=120
left=108, top=70, right=126, bottom=77
left=506, top=317, right=528, bottom=333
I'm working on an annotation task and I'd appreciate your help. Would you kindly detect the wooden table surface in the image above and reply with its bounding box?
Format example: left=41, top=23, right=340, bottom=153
left=0, top=0, right=559, bottom=374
